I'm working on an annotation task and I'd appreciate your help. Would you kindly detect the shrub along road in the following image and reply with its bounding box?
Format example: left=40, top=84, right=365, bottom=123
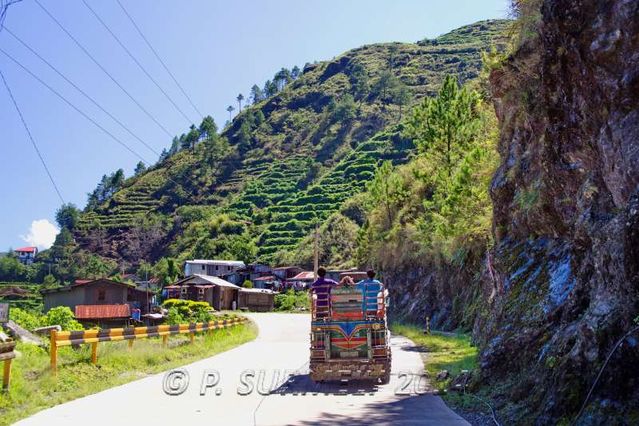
left=18, top=313, right=468, bottom=425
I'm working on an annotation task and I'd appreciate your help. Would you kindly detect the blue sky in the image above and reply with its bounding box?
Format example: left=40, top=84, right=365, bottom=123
left=0, top=0, right=509, bottom=251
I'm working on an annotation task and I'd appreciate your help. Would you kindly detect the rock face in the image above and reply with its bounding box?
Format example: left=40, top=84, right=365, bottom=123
left=483, top=0, right=639, bottom=422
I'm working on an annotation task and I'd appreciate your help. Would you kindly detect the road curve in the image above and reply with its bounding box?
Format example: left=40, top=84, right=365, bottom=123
left=18, top=313, right=468, bottom=426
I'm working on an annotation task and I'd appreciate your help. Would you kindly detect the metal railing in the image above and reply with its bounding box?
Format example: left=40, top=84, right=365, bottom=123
left=49, top=316, right=248, bottom=373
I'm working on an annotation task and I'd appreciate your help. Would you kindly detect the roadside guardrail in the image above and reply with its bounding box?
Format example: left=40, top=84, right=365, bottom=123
left=50, top=316, right=248, bottom=373
left=0, top=338, right=16, bottom=391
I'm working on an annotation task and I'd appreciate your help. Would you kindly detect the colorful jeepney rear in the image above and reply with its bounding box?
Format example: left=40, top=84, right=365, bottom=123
left=309, top=275, right=391, bottom=383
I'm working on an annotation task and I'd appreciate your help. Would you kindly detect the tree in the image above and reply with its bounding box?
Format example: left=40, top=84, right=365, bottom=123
left=392, top=82, right=411, bottom=119
left=349, top=61, right=369, bottom=101
left=291, top=65, right=301, bottom=80
left=237, top=93, right=244, bottom=112
left=226, top=105, right=235, bottom=121
left=405, top=75, right=481, bottom=178
left=199, top=115, right=217, bottom=139
left=55, top=203, right=80, bottom=230
left=159, top=148, right=169, bottom=162
left=331, top=94, right=357, bottom=122
left=371, top=70, right=399, bottom=103
left=136, top=260, right=153, bottom=281
left=274, top=68, right=292, bottom=91
left=367, top=160, right=406, bottom=227
left=134, top=161, right=146, bottom=176
left=263, top=79, right=278, bottom=97
left=184, top=124, right=200, bottom=150
left=250, top=84, right=264, bottom=103
left=169, top=136, right=180, bottom=155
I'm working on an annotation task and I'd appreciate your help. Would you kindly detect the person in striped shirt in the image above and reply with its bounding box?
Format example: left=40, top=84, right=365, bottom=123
left=356, top=269, right=384, bottom=318
left=311, top=267, right=338, bottom=319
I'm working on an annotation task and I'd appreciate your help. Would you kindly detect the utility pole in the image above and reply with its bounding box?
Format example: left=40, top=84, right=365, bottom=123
left=313, top=223, right=319, bottom=280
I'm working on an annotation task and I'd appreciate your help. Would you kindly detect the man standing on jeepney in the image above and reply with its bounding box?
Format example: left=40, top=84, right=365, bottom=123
left=356, top=269, right=384, bottom=318
left=311, top=267, right=338, bottom=319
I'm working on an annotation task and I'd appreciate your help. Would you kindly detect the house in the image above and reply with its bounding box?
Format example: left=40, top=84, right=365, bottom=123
left=41, top=278, right=153, bottom=325
left=272, top=266, right=303, bottom=283
left=14, top=246, right=37, bottom=265
left=252, top=275, right=280, bottom=290
left=290, top=271, right=315, bottom=289
left=238, top=288, right=276, bottom=312
left=184, top=260, right=246, bottom=279
left=168, top=274, right=241, bottom=311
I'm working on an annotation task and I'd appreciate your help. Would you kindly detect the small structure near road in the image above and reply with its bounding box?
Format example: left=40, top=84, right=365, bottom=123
left=41, top=278, right=153, bottom=324
left=169, top=274, right=241, bottom=310
left=166, top=275, right=276, bottom=312
left=238, top=288, right=275, bottom=312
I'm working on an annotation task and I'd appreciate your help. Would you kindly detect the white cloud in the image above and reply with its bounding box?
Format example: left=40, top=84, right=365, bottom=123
left=20, top=219, right=59, bottom=250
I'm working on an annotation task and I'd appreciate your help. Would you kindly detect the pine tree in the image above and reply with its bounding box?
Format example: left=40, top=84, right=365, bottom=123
left=250, top=84, right=264, bottom=103
left=237, top=93, right=244, bottom=112
left=291, top=65, right=301, bottom=80
left=405, top=75, right=481, bottom=179
left=226, top=105, right=235, bottom=121
left=134, top=161, right=146, bottom=176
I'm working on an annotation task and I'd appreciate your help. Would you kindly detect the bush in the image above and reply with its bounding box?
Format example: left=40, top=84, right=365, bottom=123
left=9, top=307, right=42, bottom=331
left=274, top=289, right=309, bottom=312
left=43, top=306, right=83, bottom=331
left=242, top=280, right=254, bottom=288
left=162, top=299, right=214, bottom=324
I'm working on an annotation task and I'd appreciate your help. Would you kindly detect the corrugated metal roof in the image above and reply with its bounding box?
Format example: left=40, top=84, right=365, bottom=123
left=15, top=246, right=37, bottom=253
left=75, top=304, right=131, bottom=319
left=291, top=271, right=315, bottom=281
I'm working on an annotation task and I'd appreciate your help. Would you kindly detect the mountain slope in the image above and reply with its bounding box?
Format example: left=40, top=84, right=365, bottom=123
left=73, top=19, right=510, bottom=265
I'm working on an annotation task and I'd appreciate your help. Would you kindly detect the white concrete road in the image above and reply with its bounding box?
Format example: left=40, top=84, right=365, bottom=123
left=18, top=313, right=468, bottom=426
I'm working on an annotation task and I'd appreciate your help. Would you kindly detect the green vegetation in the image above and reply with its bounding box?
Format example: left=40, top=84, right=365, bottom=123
left=53, top=20, right=510, bottom=274
left=391, top=323, right=478, bottom=389
left=274, top=289, right=310, bottom=312
left=0, top=322, right=257, bottom=425
left=162, top=299, right=214, bottom=324
left=357, top=76, right=498, bottom=268
left=0, top=282, right=43, bottom=311
left=9, top=306, right=83, bottom=331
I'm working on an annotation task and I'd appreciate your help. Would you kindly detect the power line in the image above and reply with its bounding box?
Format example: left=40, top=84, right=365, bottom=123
left=0, top=0, right=22, bottom=32
left=0, top=67, right=65, bottom=204
left=0, top=47, right=150, bottom=163
left=116, top=0, right=203, bottom=119
left=34, top=0, right=174, bottom=139
left=0, top=48, right=200, bottom=198
left=81, top=0, right=195, bottom=125
left=5, top=26, right=161, bottom=157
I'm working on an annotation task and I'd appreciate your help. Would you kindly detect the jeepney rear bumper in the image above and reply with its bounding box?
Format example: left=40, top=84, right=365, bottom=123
left=309, top=357, right=390, bottom=381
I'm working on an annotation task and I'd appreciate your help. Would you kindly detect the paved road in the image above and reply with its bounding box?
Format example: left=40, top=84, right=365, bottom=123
left=18, top=313, right=468, bottom=426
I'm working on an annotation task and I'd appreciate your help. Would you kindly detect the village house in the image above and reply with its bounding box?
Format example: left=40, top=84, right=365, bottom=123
left=41, top=278, right=153, bottom=325
left=290, top=271, right=315, bottom=289
left=273, top=266, right=303, bottom=283
left=184, top=260, right=246, bottom=282
left=166, top=274, right=275, bottom=311
left=14, top=246, right=37, bottom=265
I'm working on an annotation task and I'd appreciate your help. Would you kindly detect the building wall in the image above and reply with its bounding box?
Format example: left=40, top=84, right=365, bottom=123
left=83, top=283, right=127, bottom=305
left=43, top=287, right=86, bottom=312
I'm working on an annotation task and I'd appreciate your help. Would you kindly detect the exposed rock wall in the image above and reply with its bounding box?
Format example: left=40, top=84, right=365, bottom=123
left=483, top=0, right=639, bottom=422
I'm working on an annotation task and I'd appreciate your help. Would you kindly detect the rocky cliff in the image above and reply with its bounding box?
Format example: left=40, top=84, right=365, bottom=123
left=482, top=0, right=639, bottom=422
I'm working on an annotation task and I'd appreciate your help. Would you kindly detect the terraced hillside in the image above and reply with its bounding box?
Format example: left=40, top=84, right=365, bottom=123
left=73, top=19, right=510, bottom=264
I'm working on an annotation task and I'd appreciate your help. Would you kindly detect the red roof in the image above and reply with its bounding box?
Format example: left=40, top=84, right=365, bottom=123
left=75, top=304, right=131, bottom=319
left=254, top=275, right=277, bottom=281
left=291, top=271, right=315, bottom=281
left=15, top=246, right=37, bottom=253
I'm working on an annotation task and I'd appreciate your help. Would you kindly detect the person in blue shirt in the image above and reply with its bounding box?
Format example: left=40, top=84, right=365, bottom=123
left=356, top=269, right=384, bottom=317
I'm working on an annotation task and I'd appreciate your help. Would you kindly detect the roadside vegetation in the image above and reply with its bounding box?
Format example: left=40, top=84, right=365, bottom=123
left=0, top=321, right=257, bottom=425
left=391, top=323, right=478, bottom=389
left=274, top=289, right=310, bottom=312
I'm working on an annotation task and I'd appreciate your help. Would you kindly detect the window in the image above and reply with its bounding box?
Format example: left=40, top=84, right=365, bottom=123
left=216, top=265, right=219, bottom=271
left=201, top=265, right=205, bottom=271
left=98, top=289, right=106, bottom=301
left=127, top=289, right=134, bottom=302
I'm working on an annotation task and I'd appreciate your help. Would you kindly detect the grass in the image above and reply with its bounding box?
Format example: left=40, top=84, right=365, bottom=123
left=0, top=321, right=257, bottom=425
left=391, top=323, right=478, bottom=389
